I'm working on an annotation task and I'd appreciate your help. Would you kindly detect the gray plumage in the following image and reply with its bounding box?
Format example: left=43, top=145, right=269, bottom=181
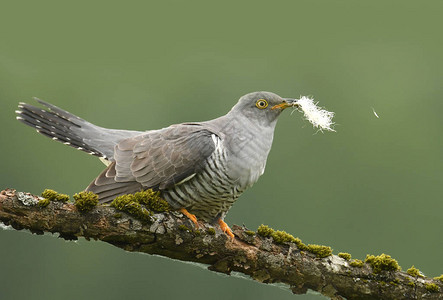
left=16, top=92, right=296, bottom=223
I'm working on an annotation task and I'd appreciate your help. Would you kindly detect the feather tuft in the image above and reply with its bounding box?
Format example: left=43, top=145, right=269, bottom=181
left=294, top=96, right=335, bottom=132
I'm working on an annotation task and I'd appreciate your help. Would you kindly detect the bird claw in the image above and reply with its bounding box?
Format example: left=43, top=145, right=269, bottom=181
left=179, top=209, right=234, bottom=240
left=179, top=208, right=199, bottom=228
left=218, top=219, right=235, bottom=241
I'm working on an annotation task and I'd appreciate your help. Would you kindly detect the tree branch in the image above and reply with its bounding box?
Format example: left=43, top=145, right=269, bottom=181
left=1, top=188, right=441, bottom=299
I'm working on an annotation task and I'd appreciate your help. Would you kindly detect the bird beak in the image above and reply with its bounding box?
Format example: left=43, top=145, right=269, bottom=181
left=271, top=98, right=298, bottom=110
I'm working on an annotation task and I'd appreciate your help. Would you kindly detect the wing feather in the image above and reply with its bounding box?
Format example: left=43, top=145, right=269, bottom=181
left=123, top=126, right=216, bottom=189
left=86, top=124, right=218, bottom=203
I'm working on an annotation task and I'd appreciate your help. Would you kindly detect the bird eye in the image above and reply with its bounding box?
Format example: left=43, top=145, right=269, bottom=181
left=255, top=99, right=268, bottom=109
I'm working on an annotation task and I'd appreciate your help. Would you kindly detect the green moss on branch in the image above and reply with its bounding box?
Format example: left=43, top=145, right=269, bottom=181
left=338, top=252, right=351, bottom=261
left=110, top=190, right=170, bottom=221
left=425, top=283, right=440, bottom=293
left=407, top=265, right=424, bottom=278
left=38, top=198, right=50, bottom=207
left=74, top=191, right=99, bottom=212
left=350, top=259, right=364, bottom=268
left=41, top=189, right=69, bottom=202
left=307, top=244, right=333, bottom=258
left=365, top=254, right=400, bottom=273
left=256, top=224, right=331, bottom=258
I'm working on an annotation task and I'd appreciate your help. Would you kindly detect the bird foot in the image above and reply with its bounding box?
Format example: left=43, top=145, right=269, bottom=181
left=179, top=208, right=199, bottom=228
left=218, top=219, right=235, bottom=240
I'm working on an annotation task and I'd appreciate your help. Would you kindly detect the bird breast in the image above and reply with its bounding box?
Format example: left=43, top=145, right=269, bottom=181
left=223, top=126, right=274, bottom=189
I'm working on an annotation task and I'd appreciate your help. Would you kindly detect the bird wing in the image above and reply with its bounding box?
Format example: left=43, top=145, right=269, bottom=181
left=87, top=124, right=218, bottom=202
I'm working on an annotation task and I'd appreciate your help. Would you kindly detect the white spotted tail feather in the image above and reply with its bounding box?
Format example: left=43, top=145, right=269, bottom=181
left=15, top=98, right=143, bottom=161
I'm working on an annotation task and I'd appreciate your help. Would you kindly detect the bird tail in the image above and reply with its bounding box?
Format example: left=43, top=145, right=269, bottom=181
left=15, top=98, right=142, bottom=160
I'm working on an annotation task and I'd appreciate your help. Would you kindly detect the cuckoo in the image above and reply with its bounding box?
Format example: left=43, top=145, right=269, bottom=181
left=16, top=92, right=297, bottom=238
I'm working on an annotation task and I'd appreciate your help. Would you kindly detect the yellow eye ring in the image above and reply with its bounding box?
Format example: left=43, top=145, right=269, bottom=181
left=256, top=99, right=268, bottom=109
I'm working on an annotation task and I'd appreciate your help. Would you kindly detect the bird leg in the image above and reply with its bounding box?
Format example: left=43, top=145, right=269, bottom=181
left=218, top=218, right=235, bottom=240
left=179, top=208, right=199, bottom=228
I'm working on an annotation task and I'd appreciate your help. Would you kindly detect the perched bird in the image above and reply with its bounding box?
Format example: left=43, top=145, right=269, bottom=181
left=16, top=92, right=297, bottom=238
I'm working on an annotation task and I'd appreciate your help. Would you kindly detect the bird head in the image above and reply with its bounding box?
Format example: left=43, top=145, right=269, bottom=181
left=230, top=91, right=297, bottom=126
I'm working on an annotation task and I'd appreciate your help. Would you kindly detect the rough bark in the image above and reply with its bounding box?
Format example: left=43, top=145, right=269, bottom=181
left=0, top=188, right=442, bottom=300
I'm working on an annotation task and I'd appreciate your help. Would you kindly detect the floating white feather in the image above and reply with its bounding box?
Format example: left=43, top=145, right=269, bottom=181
left=294, top=96, right=335, bottom=132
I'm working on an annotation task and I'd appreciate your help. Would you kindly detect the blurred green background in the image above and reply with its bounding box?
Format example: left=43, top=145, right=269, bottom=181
left=1, top=0, right=442, bottom=299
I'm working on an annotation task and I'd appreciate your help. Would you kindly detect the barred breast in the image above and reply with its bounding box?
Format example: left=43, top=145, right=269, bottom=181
left=162, top=134, right=242, bottom=222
